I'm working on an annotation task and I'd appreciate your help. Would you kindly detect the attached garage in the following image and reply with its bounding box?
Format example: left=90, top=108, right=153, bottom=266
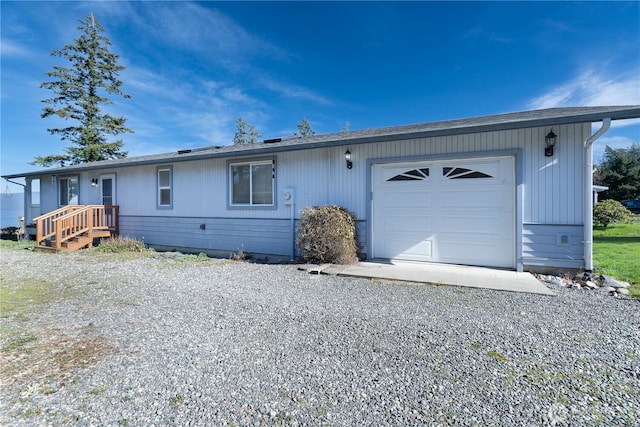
left=371, top=156, right=515, bottom=268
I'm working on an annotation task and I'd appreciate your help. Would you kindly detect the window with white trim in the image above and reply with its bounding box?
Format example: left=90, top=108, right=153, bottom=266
left=229, top=160, right=274, bottom=206
left=157, top=166, right=172, bottom=208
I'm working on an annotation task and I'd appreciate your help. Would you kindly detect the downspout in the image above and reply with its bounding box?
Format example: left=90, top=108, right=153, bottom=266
left=583, top=118, right=611, bottom=277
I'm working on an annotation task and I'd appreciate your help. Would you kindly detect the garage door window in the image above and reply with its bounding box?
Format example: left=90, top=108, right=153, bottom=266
left=388, top=168, right=430, bottom=181
left=443, top=167, right=493, bottom=179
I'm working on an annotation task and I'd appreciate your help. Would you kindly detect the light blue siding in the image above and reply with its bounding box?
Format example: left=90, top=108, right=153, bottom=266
left=120, top=215, right=368, bottom=259
left=120, top=215, right=292, bottom=256
left=29, top=122, right=592, bottom=270
left=522, top=224, right=584, bottom=269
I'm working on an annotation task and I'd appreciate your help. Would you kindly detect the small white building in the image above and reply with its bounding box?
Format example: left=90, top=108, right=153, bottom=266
left=4, top=106, right=640, bottom=273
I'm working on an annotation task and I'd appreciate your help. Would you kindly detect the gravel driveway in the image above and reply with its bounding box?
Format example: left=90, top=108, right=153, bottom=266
left=1, top=248, right=639, bottom=426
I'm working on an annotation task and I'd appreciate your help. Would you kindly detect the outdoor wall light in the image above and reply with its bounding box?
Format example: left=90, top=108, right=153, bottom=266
left=91, top=178, right=99, bottom=187
left=345, top=150, right=353, bottom=169
left=545, top=129, right=557, bottom=157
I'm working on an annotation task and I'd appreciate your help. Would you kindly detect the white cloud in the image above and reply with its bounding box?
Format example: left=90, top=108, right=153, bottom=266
left=527, top=69, right=640, bottom=109
left=0, top=39, right=31, bottom=57
left=142, top=3, right=287, bottom=62
left=259, top=77, right=333, bottom=106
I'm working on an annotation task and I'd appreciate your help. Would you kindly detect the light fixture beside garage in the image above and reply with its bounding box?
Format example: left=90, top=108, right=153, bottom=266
left=345, top=150, right=353, bottom=169
left=545, top=129, right=557, bottom=157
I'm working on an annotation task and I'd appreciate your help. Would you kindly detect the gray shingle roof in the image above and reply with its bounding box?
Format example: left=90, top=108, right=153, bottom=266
left=4, top=106, right=640, bottom=178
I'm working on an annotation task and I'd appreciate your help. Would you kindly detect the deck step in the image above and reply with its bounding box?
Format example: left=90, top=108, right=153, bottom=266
left=35, top=245, right=59, bottom=253
left=62, top=235, right=93, bottom=251
left=89, top=229, right=115, bottom=239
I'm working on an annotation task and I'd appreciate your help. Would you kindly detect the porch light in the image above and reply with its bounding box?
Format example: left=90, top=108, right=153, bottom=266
left=345, top=150, right=353, bottom=169
left=91, top=178, right=99, bottom=187
left=545, top=129, right=557, bottom=157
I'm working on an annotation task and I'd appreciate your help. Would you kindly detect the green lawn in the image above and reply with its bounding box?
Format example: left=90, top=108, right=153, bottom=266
left=593, top=219, right=640, bottom=298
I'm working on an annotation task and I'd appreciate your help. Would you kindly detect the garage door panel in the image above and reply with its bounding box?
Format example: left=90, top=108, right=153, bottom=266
left=441, top=215, right=504, bottom=235
left=383, top=215, right=432, bottom=233
left=383, top=238, right=433, bottom=261
left=381, top=190, right=432, bottom=207
left=372, top=156, right=515, bottom=268
left=439, top=188, right=508, bottom=208
left=439, top=240, right=512, bottom=268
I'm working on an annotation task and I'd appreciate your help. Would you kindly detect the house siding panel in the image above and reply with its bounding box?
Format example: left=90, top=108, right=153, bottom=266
left=522, top=224, right=583, bottom=269
left=119, top=215, right=368, bottom=259
left=119, top=215, right=293, bottom=256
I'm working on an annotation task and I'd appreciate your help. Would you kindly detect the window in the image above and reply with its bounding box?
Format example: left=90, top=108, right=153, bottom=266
left=229, top=160, right=274, bottom=206
left=387, top=168, right=430, bottom=181
left=59, top=176, right=79, bottom=206
left=31, top=179, right=40, bottom=206
left=157, top=166, right=172, bottom=208
left=443, top=167, right=493, bottom=179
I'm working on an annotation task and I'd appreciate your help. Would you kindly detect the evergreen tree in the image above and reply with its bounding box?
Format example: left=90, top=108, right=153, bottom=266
left=234, top=117, right=261, bottom=145
left=295, top=116, right=315, bottom=137
left=596, top=143, right=640, bottom=201
left=33, top=13, right=132, bottom=167
left=233, top=118, right=248, bottom=145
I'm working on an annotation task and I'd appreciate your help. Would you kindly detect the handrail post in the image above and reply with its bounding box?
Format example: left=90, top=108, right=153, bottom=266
left=89, top=206, right=94, bottom=234
left=36, top=218, right=43, bottom=247
left=55, top=218, right=62, bottom=249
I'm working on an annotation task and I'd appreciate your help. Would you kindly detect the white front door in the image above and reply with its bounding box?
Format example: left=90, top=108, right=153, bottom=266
left=100, top=174, right=116, bottom=206
left=372, top=156, right=515, bottom=268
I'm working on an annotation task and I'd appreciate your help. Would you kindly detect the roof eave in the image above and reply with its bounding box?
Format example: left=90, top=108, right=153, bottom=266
left=4, top=106, right=640, bottom=180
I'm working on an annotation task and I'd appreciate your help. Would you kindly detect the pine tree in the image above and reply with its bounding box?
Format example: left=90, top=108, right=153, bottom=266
left=33, top=13, right=132, bottom=167
left=233, top=118, right=248, bottom=145
left=295, top=116, right=315, bottom=137
left=596, top=143, right=640, bottom=201
left=234, top=117, right=261, bottom=145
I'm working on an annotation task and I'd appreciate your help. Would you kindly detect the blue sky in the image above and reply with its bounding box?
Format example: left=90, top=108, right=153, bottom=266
left=2, top=1, right=639, bottom=192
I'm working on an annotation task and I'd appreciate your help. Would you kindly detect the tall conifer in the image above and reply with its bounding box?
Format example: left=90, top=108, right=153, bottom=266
left=34, top=13, right=132, bottom=167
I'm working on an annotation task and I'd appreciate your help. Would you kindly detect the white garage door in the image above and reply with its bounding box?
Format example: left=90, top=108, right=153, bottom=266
left=372, top=156, right=515, bottom=268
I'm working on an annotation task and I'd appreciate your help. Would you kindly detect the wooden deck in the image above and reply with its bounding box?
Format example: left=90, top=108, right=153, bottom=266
left=34, top=205, right=119, bottom=252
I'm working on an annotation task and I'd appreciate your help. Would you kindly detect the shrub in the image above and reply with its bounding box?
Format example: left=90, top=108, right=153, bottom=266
left=593, top=199, right=636, bottom=228
left=96, top=236, right=146, bottom=252
left=297, top=205, right=358, bottom=264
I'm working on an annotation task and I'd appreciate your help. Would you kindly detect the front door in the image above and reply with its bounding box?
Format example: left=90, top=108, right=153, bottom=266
left=100, top=174, right=116, bottom=206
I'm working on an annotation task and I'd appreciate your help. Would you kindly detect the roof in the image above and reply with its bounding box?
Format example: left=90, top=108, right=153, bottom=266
left=4, top=105, right=640, bottom=179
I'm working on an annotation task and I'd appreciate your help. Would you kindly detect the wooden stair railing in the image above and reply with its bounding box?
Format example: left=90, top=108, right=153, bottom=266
left=34, top=205, right=119, bottom=252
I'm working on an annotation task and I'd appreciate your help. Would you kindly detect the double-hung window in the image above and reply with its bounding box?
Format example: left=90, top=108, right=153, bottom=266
left=157, top=166, right=172, bottom=208
left=229, top=160, right=274, bottom=206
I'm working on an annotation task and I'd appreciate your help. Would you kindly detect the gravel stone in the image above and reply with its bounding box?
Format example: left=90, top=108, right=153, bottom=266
left=1, top=248, right=639, bottom=426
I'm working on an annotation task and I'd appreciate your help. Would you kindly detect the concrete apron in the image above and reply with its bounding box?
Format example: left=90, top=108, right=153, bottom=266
left=309, top=261, right=555, bottom=296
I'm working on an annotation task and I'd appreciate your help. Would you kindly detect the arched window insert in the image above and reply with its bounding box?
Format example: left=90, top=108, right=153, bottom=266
left=387, top=168, right=430, bottom=181
left=443, top=167, right=493, bottom=179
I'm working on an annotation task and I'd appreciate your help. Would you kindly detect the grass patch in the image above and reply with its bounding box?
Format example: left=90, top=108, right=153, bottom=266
left=0, top=278, right=57, bottom=314
left=0, top=255, right=113, bottom=400
left=169, top=393, right=185, bottom=408
left=487, top=351, right=510, bottom=363
left=88, top=384, right=108, bottom=395
left=95, top=236, right=147, bottom=253
left=593, top=218, right=640, bottom=297
left=0, top=239, right=35, bottom=250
